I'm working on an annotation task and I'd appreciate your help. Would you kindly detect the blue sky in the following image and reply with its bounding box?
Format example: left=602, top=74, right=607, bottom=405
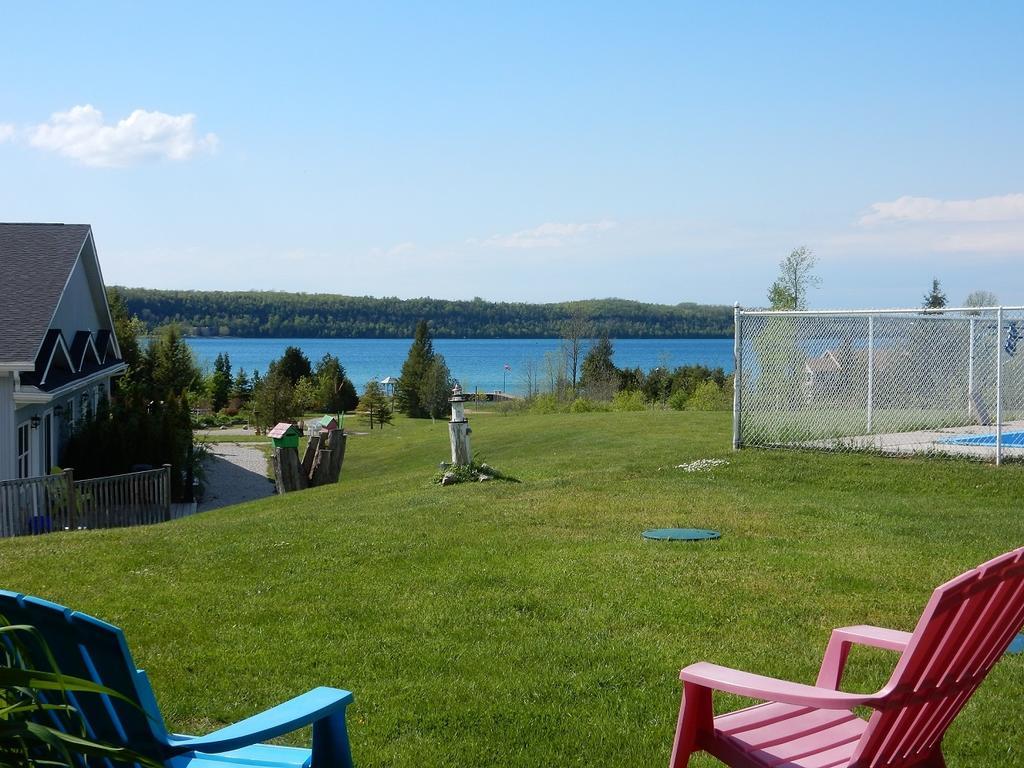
left=2, top=2, right=1022, bottom=308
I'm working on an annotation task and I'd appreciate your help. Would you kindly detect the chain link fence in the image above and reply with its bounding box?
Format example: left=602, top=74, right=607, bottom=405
left=733, top=306, right=1024, bottom=463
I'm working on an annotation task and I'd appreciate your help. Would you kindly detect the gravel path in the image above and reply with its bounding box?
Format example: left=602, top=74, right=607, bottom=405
left=200, top=442, right=276, bottom=511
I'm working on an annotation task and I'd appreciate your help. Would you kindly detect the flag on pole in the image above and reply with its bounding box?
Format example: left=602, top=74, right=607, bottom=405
left=504, top=363, right=512, bottom=371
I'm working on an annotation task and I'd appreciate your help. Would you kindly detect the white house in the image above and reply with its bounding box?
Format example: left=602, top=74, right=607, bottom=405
left=0, top=224, right=126, bottom=480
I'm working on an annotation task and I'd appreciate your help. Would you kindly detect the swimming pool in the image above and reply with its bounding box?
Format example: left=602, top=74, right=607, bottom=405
left=940, top=430, right=1024, bottom=446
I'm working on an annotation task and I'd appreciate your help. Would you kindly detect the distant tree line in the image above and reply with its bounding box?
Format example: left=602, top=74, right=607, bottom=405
left=515, top=317, right=733, bottom=415
left=112, top=288, right=735, bottom=339
left=205, top=345, right=361, bottom=430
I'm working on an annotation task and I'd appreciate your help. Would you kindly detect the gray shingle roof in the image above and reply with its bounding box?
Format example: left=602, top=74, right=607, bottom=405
left=0, top=223, right=91, bottom=365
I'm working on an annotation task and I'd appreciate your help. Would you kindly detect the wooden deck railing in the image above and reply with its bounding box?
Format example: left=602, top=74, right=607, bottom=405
left=0, top=465, right=171, bottom=538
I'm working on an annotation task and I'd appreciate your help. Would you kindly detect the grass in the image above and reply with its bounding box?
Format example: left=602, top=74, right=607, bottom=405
left=3, top=410, right=1024, bottom=766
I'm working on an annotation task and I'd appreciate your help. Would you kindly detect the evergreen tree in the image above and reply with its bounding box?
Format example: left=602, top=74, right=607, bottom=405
left=105, top=287, right=143, bottom=370
left=580, top=332, right=618, bottom=398
left=278, top=346, right=312, bottom=384
left=922, top=278, right=948, bottom=309
left=232, top=367, right=252, bottom=401
left=359, top=380, right=393, bottom=429
left=396, top=320, right=435, bottom=417
left=208, top=352, right=232, bottom=412
left=314, top=353, right=359, bottom=413
left=251, top=365, right=297, bottom=428
left=419, top=356, right=453, bottom=420
left=146, top=325, right=201, bottom=401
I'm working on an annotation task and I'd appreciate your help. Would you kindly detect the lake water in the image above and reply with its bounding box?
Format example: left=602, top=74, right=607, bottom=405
left=185, top=337, right=734, bottom=395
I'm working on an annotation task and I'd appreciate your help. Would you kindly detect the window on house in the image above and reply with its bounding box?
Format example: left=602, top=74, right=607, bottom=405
left=16, top=423, right=30, bottom=479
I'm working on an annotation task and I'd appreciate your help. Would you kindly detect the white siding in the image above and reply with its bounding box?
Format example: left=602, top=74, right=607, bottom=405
left=0, top=375, right=15, bottom=480
left=50, top=257, right=106, bottom=335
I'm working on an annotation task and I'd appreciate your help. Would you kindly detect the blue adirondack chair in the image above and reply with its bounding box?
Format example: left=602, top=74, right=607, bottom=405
left=0, top=591, right=355, bottom=768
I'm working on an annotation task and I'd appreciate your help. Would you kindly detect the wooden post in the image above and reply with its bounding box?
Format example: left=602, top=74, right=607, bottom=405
left=162, top=464, right=172, bottom=521
left=310, top=448, right=333, bottom=487
left=328, top=431, right=347, bottom=482
left=301, top=434, right=321, bottom=479
left=273, top=447, right=306, bottom=493
left=272, top=449, right=285, bottom=495
left=449, top=421, right=471, bottom=465
left=63, top=468, right=76, bottom=531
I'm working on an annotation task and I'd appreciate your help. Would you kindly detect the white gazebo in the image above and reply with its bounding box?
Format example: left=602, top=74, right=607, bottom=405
left=380, top=376, right=399, bottom=397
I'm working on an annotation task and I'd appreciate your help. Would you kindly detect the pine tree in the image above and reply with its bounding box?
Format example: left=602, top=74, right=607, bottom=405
left=251, top=365, right=297, bottom=429
left=232, top=368, right=252, bottom=401
left=922, top=278, right=948, bottom=310
left=314, top=353, right=359, bottom=413
left=209, top=352, right=232, bottom=412
left=278, top=346, right=312, bottom=384
left=580, top=332, right=618, bottom=398
left=396, top=320, right=435, bottom=418
left=105, top=287, right=143, bottom=370
left=147, top=325, right=201, bottom=401
left=419, top=356, right=453, bottom=420
left=359, top=381, right=393, bottom=429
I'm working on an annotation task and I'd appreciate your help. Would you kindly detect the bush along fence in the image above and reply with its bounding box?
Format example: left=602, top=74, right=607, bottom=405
left=733, top=305, right=1024, bottom=464
left=0, top=465, right=173, bottom=538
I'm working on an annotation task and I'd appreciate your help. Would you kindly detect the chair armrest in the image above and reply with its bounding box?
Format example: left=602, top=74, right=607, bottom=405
left=681, top=662, right=881, bottom=710
left=831, top=625, right=913, bottom=652
left=816, top=624, right=912, bottom=688
left=165, top=686, right=354, bottom=754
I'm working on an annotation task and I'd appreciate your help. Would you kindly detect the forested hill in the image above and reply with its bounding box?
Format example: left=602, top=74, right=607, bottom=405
left=113, top=288, right=734, bottom=339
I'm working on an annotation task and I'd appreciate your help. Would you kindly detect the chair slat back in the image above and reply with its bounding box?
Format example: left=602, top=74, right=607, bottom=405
left=0, top=590, right=169, bottom=763
left=852, top=548, right=1024, bottom=768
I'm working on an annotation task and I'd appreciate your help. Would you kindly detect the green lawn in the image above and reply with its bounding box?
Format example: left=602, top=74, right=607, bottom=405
left=3, top=410, right=1024, bottom=766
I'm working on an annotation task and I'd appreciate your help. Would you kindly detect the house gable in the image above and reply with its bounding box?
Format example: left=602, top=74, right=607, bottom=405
left=0, top=223, right=91, bottom=368
left=49, top=235, right=118, bottom=352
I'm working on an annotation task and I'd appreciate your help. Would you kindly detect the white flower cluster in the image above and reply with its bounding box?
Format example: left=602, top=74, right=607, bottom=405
left=676, top=458, right=730, bottom=472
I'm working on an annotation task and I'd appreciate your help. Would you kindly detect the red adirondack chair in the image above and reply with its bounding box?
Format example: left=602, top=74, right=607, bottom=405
left=671, top=547, right=1024, bottom=768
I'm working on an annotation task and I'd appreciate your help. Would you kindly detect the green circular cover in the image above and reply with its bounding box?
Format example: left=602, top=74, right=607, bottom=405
left=642, top=528, right=720, bottom=541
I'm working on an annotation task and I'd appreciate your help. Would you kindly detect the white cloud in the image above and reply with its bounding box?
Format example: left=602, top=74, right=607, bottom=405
left=473, top=220, right=617, bottom=249
left=861, top=194, right=1024, bottom=225
left=28, top=104, right=218, bottom=167
left=0, top=123, right=14, bottom=143
left=387, top=241, right=415, bottom=257
left=934, top=230, right=1024, bottom=254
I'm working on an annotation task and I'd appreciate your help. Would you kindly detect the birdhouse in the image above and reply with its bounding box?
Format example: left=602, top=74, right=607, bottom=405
left=449, top=383, right=467, bottom=423
left=268, top=422, right=301, bottom=449
left=448, top=383, right=472, bottom=465
left=318, top=414, right=340, bottom=432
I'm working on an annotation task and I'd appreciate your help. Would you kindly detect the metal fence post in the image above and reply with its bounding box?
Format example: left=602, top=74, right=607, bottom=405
left=866, top=315, right=874, bottom=433
left=732, top=303, right=743, bottom=450
left=63, top=468, right=76, bottom=531
left=996, top=307, right=1004, bottom=466
left=162, top=463, right=172, bottom=521
left=967, top=317, right=975, bottom=420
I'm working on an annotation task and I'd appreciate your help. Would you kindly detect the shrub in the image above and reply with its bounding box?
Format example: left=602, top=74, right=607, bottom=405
left=686, top=380, right=729, bottom=411
left=530, top=393, right=561, bottom=414
left=611, top=389, right=646, bottom=412
left=496, top=398, right=530, bottom=415
left=569, top=397, right=594, bottom=413
left=432, top=460, right=518, bottom=485
left=667, top=388, right=689, bottom=411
